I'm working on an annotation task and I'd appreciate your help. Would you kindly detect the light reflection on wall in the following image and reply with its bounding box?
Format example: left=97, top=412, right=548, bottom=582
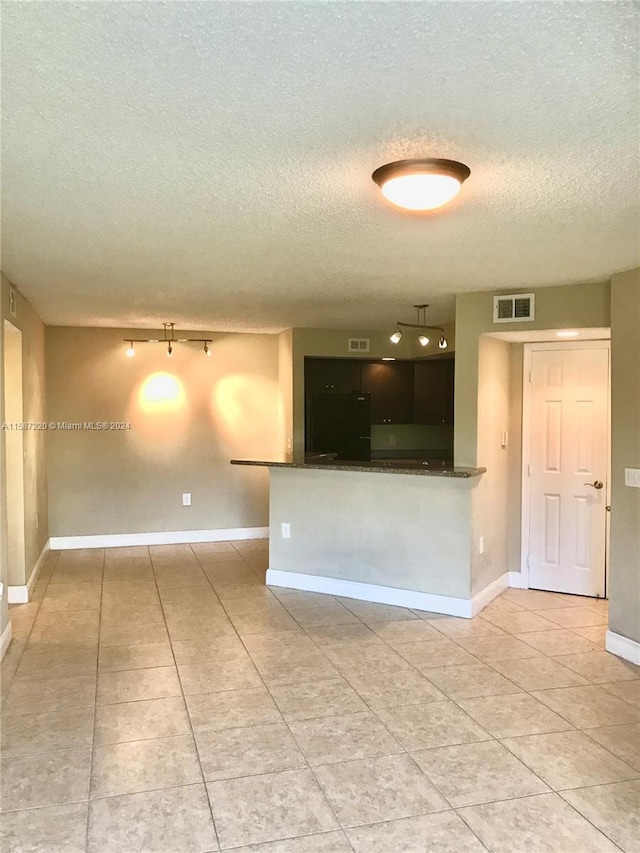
left=211, top=375, right=279, bottom=455
left=128, top=372, right=190, bottom=451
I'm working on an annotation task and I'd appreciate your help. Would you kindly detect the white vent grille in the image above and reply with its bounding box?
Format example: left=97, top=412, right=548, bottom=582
left=493, top=293, right=535, bottom=323
left=348, top=338, right=370, bottom=353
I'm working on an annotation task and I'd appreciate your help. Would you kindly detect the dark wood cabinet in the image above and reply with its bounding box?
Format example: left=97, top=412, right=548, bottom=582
left=360, top=361, right=414, bottom=424
left=304, top=358, right=362, bottom=393
left=413, top=358, right=455, bottom=424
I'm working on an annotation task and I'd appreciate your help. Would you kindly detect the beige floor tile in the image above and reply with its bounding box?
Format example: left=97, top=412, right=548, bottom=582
left=191, top=540, right=236, bottom=555
left=103, top=546, right=150, bottom=560
left=481, top=595, right=526, bottom=615
left=601, top=679, right=640, bottom=708
left=1, top=706, right=94, bottom=757
left=516, top=629, right=601, bottom=656
left=487, top=656, right=590, bottom=691
left=196, top=721, right=306, bottom=780
left=161, top=601, right=225, bottom=621
left=272, top=590, right=339, bottom=608
left=99, top=605, right=164, bottom=627
left=97, top=666, right=181, bottom=704
left=344, top=668, right=446, bottom=710
left=171, top=635, right=250, bottom=665
left=1, top=747, right=91, bottom=811
left=502, top=589, right=586, bottom=610
left=553, top=651, right=640, bottom=685
left=539, top=607, right=608, bottom=629
left=289, top=711, right=403, bottom=766
left=339, top=600, right=419, bottom=623
left=457, top=693, right=574, bottom=738
left=314, top=753, right=447, bottom=827
left=326, top=644, right=413, bottom=677
left=153, top=569, right=210, bottom=591
left=99, top=621, right=168, bottom=647
left=413, top=739, right=549, bottom=806
left=303, top=623, right=382, bottom=648
left=40, top=581, right=102, bottom=612
left=178, top=658, right=263, bottom=695
left=165, top=614, right=236, bottom=642
left=94, top=696, right=191, bottom=744
left=242, top=629, right=317, bottom=656
left=503, top=729, right=639, bottom=790
left=88, top=784, right=217, bottom=852
left=458, top=634, right=543, bottom=662
left=370, top=619, right=445, bottom=645
left=230, top=610, right=300, bottom=636
left=214, top=581, right=272, bottom=601
left=251, top=650, right=341, bottom=687
left=2, top=673, right=96, bottom=715
left=97, top=641, right=174, bottom=672
left=424, top=663, right=522, bottom=700
left=102, top=564, right=154, bottom=582
left=231, top=831, right=352, bottom=852
left=573, top=624, right=608, bottom=645
left=394, top=639, right=480, bottom=670
left=459, top=792, right=619, bottom=852
left=346, top=811, right=487, bottom=853
left=481, top=610, right=560, bottom=634
left=158, top=585, right=221, bottom=605
left=49, top=568, right=103, bottom=585
left=426, top=616, right=505, bottom=639
left=376, top=700, right=491, bottom=750
left=223, top=597, right=293, bottom=618
left=1, top=802, right=89, bottom=853
left=187, top=686, right=282, bottom=732
left=270, top=678, right=367, bottom=721
left=233, top=539, right=269, bottom=553
left=287, top=603, right=361, bottom=629
left=207, top=768, right=338, bottom=848
left=14, top=648, right=97, bottom=680
left=91, top=734, right=202, bottom=798
left=531, top=685, right=640, bottom=728
left=562, top=779, right=640, bottom=853
left=585, top=723, right=640, bottom=771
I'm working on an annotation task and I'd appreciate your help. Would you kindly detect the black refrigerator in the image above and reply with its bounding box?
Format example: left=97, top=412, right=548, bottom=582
left=309, top=391, right=371, bottom=461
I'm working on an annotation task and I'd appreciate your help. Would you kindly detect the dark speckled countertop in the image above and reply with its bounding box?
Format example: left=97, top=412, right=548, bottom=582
left=230, top=457, right=486, bottom=478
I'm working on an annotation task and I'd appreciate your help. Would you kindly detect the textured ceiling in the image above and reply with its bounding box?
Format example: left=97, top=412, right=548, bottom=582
left=1, top=1, right=638, bottom=332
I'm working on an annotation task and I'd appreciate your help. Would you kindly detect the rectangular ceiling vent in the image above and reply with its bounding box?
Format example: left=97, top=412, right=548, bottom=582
left=348, top=337, right=370, bottom=353
left=493, top=293, right=535, bottom=323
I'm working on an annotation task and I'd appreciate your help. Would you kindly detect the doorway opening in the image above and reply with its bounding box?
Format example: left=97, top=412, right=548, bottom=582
left=3, top=320, right=26, bottom=590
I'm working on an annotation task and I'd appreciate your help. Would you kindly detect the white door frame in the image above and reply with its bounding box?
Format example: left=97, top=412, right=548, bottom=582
left=520, top=340, right=611, bottom=592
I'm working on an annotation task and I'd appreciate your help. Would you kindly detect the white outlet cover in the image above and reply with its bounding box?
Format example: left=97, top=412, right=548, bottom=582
left=478, top=536, right=484, bottom=555
left=281, top=523, right=291, bottom=538
left=182, top=493, right=192, bottom=506
left=624, top=468, right=640, bottom=488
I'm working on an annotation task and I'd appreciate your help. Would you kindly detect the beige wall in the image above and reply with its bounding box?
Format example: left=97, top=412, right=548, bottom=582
left=470, top=336, right=511, bottom=594
left=0, top=312, right=8, bottom=635
left=291, top=322, right=456, bottom=455
left=46, top=327, right=282, bottom=537
left=0, top=275, right=49, bottom=594
left=608, top=269, right=640, bottom=645
left=277, top=329, right=294, bottom=460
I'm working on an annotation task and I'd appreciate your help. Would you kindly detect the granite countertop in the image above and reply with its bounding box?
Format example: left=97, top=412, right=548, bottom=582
left=230, top=457, right=486, bottom=478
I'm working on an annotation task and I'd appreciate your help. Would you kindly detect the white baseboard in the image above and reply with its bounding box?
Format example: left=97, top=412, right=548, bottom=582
left=508, top=571, right=528, bottom=589
left=49, top=527, right=269, bottom=550
left=606, top=630, right=640, bottom=665
left=7, top=539, right=50, bottom=604
left=471, top=572, right=510, bottom=616
left=0, top=620, right=13, bottom=661
left=268, top=570, right=499, bottom=619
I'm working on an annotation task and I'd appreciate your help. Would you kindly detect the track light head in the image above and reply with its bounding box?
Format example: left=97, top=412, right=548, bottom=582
left=390, top=330, right=403, bottom=344
left=438, top=335, right=448, bottom=349
left=418, top=334, right=430, bottom=347
left=126, top=342, right=135, bottom=358
left=167, top=344, right=173, bottom=358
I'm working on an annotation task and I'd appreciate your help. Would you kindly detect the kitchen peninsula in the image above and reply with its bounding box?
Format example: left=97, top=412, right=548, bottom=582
left=231, top=457, right=495, bottom=618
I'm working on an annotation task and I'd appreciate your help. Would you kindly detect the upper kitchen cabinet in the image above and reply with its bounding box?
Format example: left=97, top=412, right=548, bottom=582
left=414, top=358, right=455, bottom=424
left=360, top=361, right=414, bottom=424
left=305, top=358, right=362, bottom=393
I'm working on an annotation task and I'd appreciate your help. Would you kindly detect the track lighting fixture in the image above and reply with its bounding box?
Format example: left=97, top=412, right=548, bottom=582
left=123, top=323, right=213, bottom=358
left=390, top=305, right=447, bottom=350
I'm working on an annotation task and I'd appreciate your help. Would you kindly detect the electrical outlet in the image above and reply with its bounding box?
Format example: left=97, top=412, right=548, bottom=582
left=281, top=523, right=291, bottom=539
left=182, top=493, right=192, bottom=506
left=478, top=536, right=484, bottom=555
left=624, top=468, right=640, bottom=488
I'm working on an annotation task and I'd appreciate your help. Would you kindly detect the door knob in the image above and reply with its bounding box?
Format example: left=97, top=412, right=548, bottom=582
left=584, top=480, right=604, bottom=490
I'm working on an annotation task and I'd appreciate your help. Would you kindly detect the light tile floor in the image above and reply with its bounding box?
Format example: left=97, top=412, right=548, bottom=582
left=1, top=541, right=639, bottom=852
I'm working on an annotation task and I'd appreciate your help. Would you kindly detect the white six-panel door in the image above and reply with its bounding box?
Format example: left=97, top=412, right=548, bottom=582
left=526, top=345, right=609, bottom=597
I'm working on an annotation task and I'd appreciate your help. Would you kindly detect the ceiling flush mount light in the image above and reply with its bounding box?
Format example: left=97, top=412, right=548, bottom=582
left=123, top=323, right=213, bottom=358
left=372, top=158, right=470, bottom=211
left=391, top=305, right=448, bottom=350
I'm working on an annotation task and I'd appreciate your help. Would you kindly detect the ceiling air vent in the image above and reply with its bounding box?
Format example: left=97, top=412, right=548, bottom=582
left=348, top=338, right=370, bottom=353
left=493, top=293, right=535, bottom=323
